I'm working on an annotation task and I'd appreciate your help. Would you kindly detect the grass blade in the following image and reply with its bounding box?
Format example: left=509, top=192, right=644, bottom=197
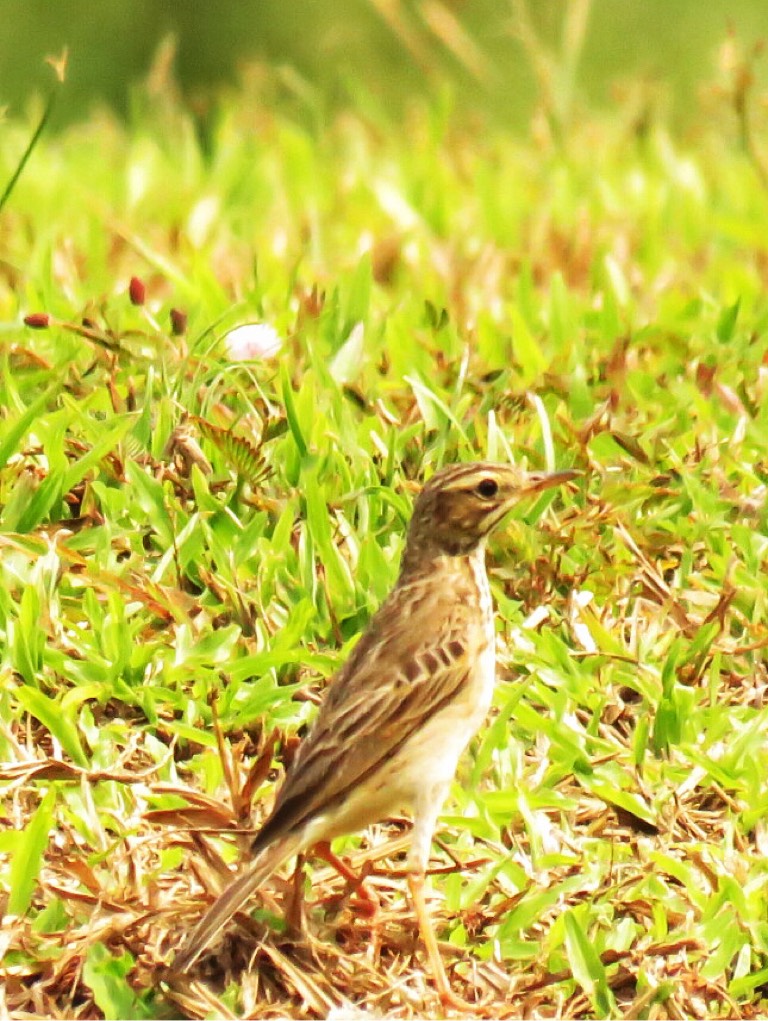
left=7, top=789, right=55, bottom=916
left=563, top=909, right=616, bottom=1018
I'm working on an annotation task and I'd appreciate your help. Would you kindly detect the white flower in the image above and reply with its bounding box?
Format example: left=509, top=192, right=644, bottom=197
left=224, top=323, right=282, bottom=361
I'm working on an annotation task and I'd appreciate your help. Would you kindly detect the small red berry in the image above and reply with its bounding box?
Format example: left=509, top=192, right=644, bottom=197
left=129, top=276, right=146, bottom=306
left=24, top=312, right=51, bottom=329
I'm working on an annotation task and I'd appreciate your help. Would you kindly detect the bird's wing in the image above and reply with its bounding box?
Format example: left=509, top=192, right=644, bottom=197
left=252, top=578, right=481, bottom=852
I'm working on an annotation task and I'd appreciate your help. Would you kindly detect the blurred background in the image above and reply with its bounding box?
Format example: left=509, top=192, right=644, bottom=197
left=2, top=0, right=767, bottom=129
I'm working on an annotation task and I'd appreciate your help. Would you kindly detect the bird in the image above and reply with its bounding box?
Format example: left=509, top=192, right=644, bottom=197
left=173, top=461, right=576, bottom=1006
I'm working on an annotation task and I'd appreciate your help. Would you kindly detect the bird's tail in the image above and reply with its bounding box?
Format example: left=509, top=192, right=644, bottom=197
left=173, top=834, right=301, bottom=972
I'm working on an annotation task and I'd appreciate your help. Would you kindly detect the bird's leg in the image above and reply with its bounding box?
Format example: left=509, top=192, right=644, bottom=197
left=408, top=867, right=490, bottom=1013
left=285, top=843, right=379, bottom=939
left=313, top=840, right=379, bottom=916
left=407, top=870, right=456, bottom=1007
left=407, top=786, right=484, bottom=1013
left=312, top=840, right=381, bottom=961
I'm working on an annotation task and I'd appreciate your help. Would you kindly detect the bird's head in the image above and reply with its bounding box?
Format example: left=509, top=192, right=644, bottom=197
left=404, top=461, right=577, bottom=562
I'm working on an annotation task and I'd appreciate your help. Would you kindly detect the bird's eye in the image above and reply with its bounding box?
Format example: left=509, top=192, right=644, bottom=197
left=476, top=478, right=499, bottom=499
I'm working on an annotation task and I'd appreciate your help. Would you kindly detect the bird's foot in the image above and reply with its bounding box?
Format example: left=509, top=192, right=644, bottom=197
left=314, top=840, right=379, bottom=914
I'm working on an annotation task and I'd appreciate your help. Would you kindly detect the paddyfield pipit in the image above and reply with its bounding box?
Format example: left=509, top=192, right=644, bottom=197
left=174, top=461, right=575, bottom=1005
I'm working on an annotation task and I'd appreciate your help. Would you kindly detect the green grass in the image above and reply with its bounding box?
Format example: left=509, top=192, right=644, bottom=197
left=3, top=55, right=768, bottom=1020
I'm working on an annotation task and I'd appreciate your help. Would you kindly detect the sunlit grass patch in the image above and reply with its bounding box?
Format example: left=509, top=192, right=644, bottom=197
left=2, top=62, right=768, bottom=1019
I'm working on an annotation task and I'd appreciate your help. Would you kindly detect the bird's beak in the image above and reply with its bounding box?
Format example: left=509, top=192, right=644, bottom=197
left=521, top=468, right=580, bottom=494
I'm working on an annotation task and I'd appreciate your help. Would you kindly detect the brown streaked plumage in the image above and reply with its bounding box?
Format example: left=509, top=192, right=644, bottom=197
left=173, top=461, right=576, bottom=1005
